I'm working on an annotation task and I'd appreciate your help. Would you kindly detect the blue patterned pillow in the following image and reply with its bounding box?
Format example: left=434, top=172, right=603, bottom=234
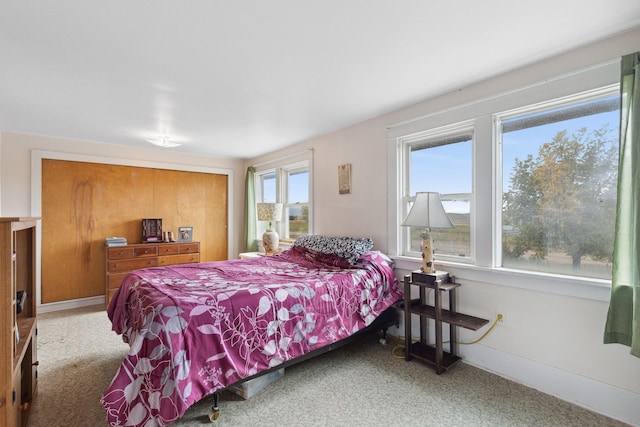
left=292, top=235, right=374, bottom=265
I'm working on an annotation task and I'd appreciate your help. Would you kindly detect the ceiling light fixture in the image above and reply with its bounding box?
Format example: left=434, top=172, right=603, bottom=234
left=146, top=136, right=182, bottom=148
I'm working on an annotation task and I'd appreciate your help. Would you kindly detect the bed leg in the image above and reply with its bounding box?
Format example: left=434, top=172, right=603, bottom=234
left=208, top=392, right=220, bottom=423
left=379, top=328, right=388, bottom=345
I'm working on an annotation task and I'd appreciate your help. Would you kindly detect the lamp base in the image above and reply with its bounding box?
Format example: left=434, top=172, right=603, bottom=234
left=420, top=229, right=435, bottom=273
left=262, top=229, right=280, bottom=254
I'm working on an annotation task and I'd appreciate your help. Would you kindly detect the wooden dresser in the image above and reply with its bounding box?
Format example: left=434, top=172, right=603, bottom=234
left=105, top=242, right=200, bottom=307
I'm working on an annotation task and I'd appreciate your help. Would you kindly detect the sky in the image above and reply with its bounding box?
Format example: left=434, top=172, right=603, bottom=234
left=262, top=170, right=309, bottom=205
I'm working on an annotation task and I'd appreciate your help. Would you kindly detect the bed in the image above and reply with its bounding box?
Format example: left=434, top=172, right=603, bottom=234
left=101, top=236, right=402, bottom=427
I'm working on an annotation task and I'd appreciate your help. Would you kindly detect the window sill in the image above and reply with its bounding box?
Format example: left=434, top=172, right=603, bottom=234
left=392, top=256, right=612, bottom=302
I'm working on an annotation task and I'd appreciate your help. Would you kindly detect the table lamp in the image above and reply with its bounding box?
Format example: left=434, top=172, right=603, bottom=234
left=257, top=202, right=283, bottom=254
left=401, top=192, right=454, bottom=273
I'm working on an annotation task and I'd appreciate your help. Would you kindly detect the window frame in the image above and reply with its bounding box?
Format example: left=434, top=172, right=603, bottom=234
left=388, top=60, right=620, bottom=302
left=281, top=162, right=310, bottom=241
left=399, top=121, right=475, bottom=264
left=254, top=151, right=313, bottom=246
left=495, top=85, right=620, bottom=277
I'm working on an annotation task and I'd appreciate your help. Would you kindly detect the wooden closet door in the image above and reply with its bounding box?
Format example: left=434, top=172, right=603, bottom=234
left=41, top=159, right=228, bottom=304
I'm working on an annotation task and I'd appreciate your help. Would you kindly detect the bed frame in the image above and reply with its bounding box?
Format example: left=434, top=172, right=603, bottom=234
left=207, top=306, right=400, bottom=421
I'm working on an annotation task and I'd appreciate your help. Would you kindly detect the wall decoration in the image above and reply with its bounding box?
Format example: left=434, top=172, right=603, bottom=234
left=338, top=163, right=351, bottom=195
left=178, top=226, right=193, bottom=242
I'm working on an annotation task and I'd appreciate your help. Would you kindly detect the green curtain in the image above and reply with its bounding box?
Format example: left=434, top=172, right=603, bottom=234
left=604, top=52, right=640, bottom=357
left=244, top=166, right=258, bottom=252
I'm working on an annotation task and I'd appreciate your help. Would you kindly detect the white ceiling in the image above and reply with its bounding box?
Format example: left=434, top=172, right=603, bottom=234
left=1, top=1, right=639, bottom=159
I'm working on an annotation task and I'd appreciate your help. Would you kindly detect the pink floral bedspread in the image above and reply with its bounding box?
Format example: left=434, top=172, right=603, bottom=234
left=101, top=248, right=401, bottom=426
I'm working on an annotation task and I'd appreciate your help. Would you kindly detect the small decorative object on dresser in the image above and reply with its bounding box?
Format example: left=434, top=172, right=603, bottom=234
left=141, top=218, right=163, bottom=243
left=105, top=236, right=127, bottom=247
left=178, top=226, right=193, bottom=242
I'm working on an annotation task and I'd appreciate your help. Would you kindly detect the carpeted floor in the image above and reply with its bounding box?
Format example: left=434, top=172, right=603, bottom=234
left=28, top=305, right=628, bottom=427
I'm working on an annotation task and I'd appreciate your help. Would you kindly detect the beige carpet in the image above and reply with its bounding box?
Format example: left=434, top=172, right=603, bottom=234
left=28, top=305, right=627, bottom=427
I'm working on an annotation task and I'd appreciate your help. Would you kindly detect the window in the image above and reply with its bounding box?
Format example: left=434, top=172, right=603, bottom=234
left=392, top=60, right=621, bottom=288
left=284, top=166, right=309, bottom=240
left=255, top=152, right=312, bottom=243
left=401, top=124, right=473, bottom=262
left=498, top=90, right=619, bottom=279
left=259, top=171, right=277, bottom=202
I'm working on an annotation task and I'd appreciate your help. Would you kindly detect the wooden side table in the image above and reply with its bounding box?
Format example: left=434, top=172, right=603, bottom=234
left=404, top=270, right=489, bottom=374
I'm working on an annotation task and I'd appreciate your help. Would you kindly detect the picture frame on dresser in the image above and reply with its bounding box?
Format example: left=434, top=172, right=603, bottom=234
left=178, top=226, right=193, bottom=242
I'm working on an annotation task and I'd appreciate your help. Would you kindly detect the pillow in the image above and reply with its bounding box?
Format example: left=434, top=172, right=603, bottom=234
left=292, top=235, right=373, bottom=265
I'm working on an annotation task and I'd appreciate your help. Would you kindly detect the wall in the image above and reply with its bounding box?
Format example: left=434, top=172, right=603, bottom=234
left=246, top=28, right=640, bottom=425
left=0, top=132, right=246, bottom=308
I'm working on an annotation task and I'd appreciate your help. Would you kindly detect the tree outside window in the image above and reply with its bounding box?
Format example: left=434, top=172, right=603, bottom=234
left=500, top=93, right=619, bottom=279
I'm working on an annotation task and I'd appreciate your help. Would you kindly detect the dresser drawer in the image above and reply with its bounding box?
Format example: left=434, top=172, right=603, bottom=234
left=107, top=247, right=135, bottom=260
left=108, top=257, right=158, bottom=272
left=158, top=244, right=180, bottom=255
left=134, top=245, right=158, bottom=257
left=107, top=272, right=130, bottom=290
left=180, top=243, right=199, bottom=254
left=158, top=253, right=200, bottom=266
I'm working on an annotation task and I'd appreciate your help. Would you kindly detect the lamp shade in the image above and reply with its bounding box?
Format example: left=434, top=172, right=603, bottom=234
left=257, top=203, right=283, bottom=223
left=401, top=192, right=454, bottom=229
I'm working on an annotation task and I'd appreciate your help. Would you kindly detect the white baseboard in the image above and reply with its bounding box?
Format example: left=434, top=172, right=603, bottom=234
left=460, top=344, right=640, bottom=426
left=38, top=295, right=105, bottom=313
